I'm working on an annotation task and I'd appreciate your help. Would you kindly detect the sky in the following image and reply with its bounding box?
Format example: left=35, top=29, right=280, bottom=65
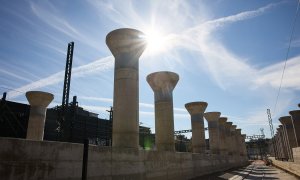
left=0, top=0, right=300, bottom=139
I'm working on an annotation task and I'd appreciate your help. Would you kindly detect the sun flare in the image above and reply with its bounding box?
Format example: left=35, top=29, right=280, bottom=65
left=144, top=29, right=166, bottom=54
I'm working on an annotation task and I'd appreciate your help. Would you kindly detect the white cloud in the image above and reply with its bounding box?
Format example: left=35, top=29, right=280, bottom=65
left=80, top=96, right=113, bottom=103
left=8, top=2, right=282, bottom=98
left=29, top=1, right=101, bottom=51
left=0, top=69, right=32, bottom=83
left=203, top=2, right=281, bottom=31
left=255, top=56, right=300, bottom=90
left=7, top=56, right=113, bottom=99
left=5, top=1, right=299, bottom=138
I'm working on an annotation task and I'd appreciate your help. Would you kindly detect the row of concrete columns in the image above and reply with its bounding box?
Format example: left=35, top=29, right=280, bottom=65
left=24, top=28, right=248, bottom=157
left=106, top=28, right=248, bottom=155
left=107, top=28, right=181, bottom=150
left=185, top=104, right=247, bottom=156
left=275, top=110, right=300, bottom=161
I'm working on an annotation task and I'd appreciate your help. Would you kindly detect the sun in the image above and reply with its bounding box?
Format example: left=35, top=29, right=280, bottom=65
left=144, top=28, right=166, bottom=55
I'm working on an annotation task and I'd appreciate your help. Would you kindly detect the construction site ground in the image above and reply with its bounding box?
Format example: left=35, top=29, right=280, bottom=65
left=193, top=160, right=299, bottom=180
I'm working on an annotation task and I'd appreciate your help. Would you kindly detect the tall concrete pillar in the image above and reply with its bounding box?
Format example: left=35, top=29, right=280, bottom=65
left=235, top=129, right=242, bottom=156
left=275, top=132, right=283, bottom=160
left=185, top=101, right=208, bottom=153
left=218, top=117, right=227, bottom=155
left=225, top=122, right=233, bottom=155
left=289, top=110, right=300, bottom=147
left=279, top=116, right=296, bottom=161
left=204, top=112, right=221, bottom=154
left=275, top=131, right=282, bottom=159
left=147, top=71, right=179, bottom=151
left=230, top=125, right=237, bottom=155
left=241, top=134, right=247, bottom=157
left=280, top=124, right=292, bottom=161
left=106, top=28, right=146, bottom=148
left=26, top=91, right=54, bottom=141
left=276, top=128, right=285, bottom=160
left=274, top=133, right=279, bottom=159
left=279, top=125, right=289, bottom=160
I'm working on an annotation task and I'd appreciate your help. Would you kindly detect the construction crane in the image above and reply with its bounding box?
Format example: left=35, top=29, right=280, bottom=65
left=57, top=42, right=74, bottom=138
left=267, top=108, right=277, bottom=158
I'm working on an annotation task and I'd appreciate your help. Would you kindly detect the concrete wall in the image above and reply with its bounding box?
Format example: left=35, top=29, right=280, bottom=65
left=292, top=147, right=300, bottom=164
left=269, top=157, right=300, bottom=177
left=0, top=137, right=248, bottom=180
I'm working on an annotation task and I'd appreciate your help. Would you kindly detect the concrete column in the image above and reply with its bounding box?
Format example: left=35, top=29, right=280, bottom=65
left=289, top=110, right=300, bottom=147
left=225, top=122, right=233, bottom=155
left=106, top=28, right=146, bottom=148
left=185, top=101, right=208, bottom=153
left=26, top=91, right=54, bottom=141
left=218, top=117, right=227, bottom=155
left=147, top=71, right=179, bottom=151
left=276, top=132, right=283, bottom=160
left=275, top=133, right=281, bottom=160
left=279, top=125, right=289, bottom=160
left=276, top=128, right=285, bottom=160
left=281, top=124, right=293, bottom=161
left=241, top=134, right=247, bottom=157
left=235, top=129, right=242, bottom=156
left=204, top=112, right=221, bottom=154
left=230, top=125, right=237, bottom=155
left=274, top=133, right=278, bottom=159
left=279, top=116, right=296, bottom=161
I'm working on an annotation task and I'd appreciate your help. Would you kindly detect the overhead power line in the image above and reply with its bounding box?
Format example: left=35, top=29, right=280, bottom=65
left=273, top=0, right=300, bottom=115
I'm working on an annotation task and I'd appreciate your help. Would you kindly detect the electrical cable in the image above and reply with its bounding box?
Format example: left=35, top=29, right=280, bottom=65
left=273, top=0, right=300, bottom=115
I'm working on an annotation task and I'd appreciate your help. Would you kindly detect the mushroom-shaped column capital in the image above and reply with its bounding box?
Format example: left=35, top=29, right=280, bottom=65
left=107, top=28, right=146, bottom=149
left=185, top=101, right=207, bottom=153
left=147, top=71, right=179, bottom=151
left=147, top=71, right=179, bottom=95
left=279, top=116, right=292, bottom=125
left=290, top=110, right=300, bottom=119
left=26, top=91, right=53, bottom=141
left=289, top=110, right=300, bottom=147
left=204, top=112, right=221, bottom=122
left=219, top=117, right=227, bottom=125
left=185, top=101, right=208, bottom=115
left=230, top=125, right=237, bottom=132
left=106, top=28, right=146, bottom=60
left=225, top=122, right=232, bottom=129
left=26, top=91, right=54, bottom=107
left=280, top=115, right=298, bottom=149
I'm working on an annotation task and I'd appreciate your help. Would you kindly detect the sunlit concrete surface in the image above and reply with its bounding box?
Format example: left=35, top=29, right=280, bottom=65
left=106, top=28, right=147, bottom=149
left=147, top=71, right=179, bottom=151
left=185, top=101, right=208, bottom=153
left=192, top=160, right=299, bottom=180
left=26, top=91, right=54, bottom=141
